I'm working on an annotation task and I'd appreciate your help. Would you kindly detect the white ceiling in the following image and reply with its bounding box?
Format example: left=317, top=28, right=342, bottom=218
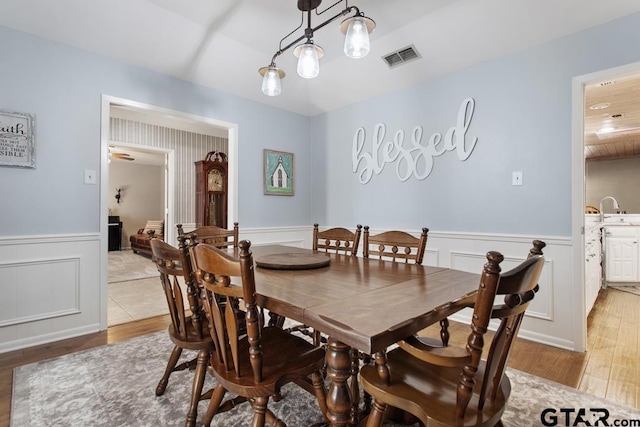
left=2, top=0, right=640, bottom=116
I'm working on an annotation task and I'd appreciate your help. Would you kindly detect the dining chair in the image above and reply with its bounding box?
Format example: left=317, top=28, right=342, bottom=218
left=362, top=226, right=429, bottom=264
left=191, top=240, right=328, bottom=426
left=150, top=238, right=214, bottom=427
left=359, top=241, right=545, bottom=427
left=177, top=221, right=239, bottom=248
left=313, top=223, right=363, bottom=255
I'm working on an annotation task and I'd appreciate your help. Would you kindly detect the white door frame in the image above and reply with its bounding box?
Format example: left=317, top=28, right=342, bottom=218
left=571, top=60, right=640, bottom=352
left=99, top=94, right=239, bottom=330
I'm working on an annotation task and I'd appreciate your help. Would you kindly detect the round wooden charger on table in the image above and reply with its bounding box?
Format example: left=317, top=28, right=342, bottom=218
left=254, top=252, right=331, bottom=270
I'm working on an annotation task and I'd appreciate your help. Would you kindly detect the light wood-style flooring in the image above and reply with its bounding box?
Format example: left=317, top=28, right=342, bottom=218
left=0, top=287, right=637, bottom=427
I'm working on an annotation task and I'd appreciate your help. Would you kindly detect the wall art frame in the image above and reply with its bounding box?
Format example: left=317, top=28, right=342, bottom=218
left=0, top=110, right=36, bottom=168
left=263, top=149, right=294, bottom=196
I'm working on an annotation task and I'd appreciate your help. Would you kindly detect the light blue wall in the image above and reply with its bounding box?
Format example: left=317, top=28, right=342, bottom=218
left=4, top=11, right=640, bottom=238
left=311, top=12, right=640, bottom=237
left=0, top=26, right=312, bottom=236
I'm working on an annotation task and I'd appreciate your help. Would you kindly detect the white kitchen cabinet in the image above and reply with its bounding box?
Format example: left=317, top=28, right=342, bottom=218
left=604, top=226, right=639, bottom=283
left=585, top=225, right=602, bottom=314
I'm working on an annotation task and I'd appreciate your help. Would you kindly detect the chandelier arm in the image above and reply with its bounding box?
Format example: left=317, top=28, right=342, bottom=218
left=269, top=6, right=355, bottom=62
left=315, top=0, right=345, bottom=16
left=308, top=6, right=355, bottom=37
left=278, top=10, right=305, bottom=52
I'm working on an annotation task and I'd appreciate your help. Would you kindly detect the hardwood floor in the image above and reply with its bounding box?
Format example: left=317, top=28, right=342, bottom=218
left=0, top=288, right=637, bottom=426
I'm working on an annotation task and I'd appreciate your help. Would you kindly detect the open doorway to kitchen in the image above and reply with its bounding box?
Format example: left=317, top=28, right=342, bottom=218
left=572, top=61, right=640, bottom=406
left=99, top=95, right=239, bottom=330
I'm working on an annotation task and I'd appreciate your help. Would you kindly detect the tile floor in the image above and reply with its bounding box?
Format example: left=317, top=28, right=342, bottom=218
left=107, top=250, right=190, bottom=327
left=108, top=277, right=169, bottom=326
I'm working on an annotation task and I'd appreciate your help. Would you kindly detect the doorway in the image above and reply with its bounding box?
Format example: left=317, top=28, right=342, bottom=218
left=572, top=60, right=640, bottom=351
left=99, top=95, right=239, bottom=329
left=107, top=143, right=171, bottom=326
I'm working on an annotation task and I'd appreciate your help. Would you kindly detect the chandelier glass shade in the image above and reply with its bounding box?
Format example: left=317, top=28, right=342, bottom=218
left=294, top=42, right=324, bottom=79
left=259, top=0, right=375, bottom=96
left=259, top=66, right=285, bottom=96
left=341, top=15, right=374, bottom=59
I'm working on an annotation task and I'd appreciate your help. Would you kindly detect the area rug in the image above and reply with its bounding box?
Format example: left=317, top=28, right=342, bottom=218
left=11, top=332, right=640, bottom=427
left=108, top=250, right=158, bottom=283
left=609, top=284, right=640, bottom=296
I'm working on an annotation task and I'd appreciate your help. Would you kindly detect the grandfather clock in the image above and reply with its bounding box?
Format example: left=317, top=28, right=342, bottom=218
left=195, top=151, right=228, bottom=228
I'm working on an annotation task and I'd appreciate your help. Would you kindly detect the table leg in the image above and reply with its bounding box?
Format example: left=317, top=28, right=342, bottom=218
left=325, top=337, right=353, bottom=426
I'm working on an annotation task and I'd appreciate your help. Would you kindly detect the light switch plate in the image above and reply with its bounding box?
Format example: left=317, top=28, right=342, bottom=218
left=84, top=169, right=97, bottom=184
left=512, top=171, right=523, bottom=186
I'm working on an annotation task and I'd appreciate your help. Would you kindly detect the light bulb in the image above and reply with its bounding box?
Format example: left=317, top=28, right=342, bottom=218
left=297, top=43, right=320, bottom=79
left=261, top=67, right=282, bottom=96
left=344, top=16, right=370, bottom=59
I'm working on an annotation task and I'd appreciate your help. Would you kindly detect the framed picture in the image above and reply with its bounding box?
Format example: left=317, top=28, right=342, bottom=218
left=264, top=149, right=294, bottom=196
left=0, top=110, right=36, bottom=168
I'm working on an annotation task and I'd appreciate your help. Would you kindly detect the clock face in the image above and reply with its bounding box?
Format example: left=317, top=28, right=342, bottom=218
left=208, top=169, right=224, bottom=192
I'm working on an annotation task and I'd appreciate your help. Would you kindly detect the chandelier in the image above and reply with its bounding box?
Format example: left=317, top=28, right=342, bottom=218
left=259, top=0, right=375, bottom=96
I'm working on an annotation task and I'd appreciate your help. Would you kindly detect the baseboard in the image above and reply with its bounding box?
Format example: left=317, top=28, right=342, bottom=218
left=0, top=323, right=100, bottom=354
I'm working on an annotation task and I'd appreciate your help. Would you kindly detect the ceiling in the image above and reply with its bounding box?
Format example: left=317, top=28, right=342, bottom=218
left=108, top=145, right=165, bottom=166
left=585, top=74, right=640, bottom=161
left=2, top=0, right=640, bottom=117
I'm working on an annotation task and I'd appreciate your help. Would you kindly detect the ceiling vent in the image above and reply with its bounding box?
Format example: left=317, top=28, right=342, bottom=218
left=382, top=45, right=421, bottom=69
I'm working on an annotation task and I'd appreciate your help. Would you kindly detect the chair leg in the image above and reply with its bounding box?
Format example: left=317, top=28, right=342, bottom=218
left=365, top=399, right=387, bottom=427
left=156, top=345, right=183, bottom=396
left=251, top=396, right=269, bottom=427
left=203, top=384, right=226, bottom=427
left=350, top=348, right=361, bottom=424
left=311, top=370, right=328, bottom=422
left=265, top=408, right=286, bottom=427
left=185, top=348, right=209, bottom=427
left=440, top=318, right=450, bottom=347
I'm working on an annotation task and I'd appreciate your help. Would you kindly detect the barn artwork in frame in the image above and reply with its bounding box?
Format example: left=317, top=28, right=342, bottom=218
left=264, top=149, right=294, bottom=196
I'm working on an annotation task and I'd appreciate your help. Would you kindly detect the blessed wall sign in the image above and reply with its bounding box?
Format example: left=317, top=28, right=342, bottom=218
left=0, top=110, right=36, bottom=168
left=351, top=97, right=477, bottom=184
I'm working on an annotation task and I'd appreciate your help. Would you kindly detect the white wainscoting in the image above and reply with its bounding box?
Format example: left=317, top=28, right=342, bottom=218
left=0, top=226, right=574, bottom=354
left=0, top=234, right=101, bottom=353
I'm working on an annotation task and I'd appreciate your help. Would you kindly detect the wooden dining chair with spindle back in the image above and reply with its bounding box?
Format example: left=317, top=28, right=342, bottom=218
left=177, top=221, right=239, bottom=249
left=362, top=226, right=429, bottom=264
left=150, top=238, right=214, bottom=427
left=191, top=240, right=328, bottom=426
left=313, top=223, right=363, bottom=255
left=359, top=240, right=546, bottom=427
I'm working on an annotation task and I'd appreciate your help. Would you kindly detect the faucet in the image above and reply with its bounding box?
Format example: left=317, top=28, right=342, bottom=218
left=599, top=196, right=620, bottom=222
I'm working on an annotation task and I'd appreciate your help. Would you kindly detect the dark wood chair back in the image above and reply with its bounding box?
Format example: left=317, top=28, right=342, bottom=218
left=360, top=240, right=546, bottom=427
left=177, top=221, right=239, bottom=249
left=151, top=238, right=205, bottom=341
left=313, top=223, right=362, bottom=256
left=362, top=227, right=429, bottom=264
left=463, top=249, right=545, bottom=416
left=149, top=238, right=213, bottom=426
left=193, top=240, right=261, bottom=379
left=191, top=240, right=328, bottom=426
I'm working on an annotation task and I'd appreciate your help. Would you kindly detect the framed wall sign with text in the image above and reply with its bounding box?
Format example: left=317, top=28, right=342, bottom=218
left=264, top=149, right=294, bottom=196
left=0, top=110, right=35, bottom=168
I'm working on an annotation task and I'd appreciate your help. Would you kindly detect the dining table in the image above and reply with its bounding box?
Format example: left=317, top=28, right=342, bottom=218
left=249, top=244, right=481, bottom=427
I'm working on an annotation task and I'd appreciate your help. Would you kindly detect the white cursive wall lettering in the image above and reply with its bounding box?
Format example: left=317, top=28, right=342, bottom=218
left=351, top=97, right=478, bottom=184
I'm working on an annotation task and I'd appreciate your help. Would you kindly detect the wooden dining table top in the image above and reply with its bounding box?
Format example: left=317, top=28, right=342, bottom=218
left=250, top=245, right=480, bottom=355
